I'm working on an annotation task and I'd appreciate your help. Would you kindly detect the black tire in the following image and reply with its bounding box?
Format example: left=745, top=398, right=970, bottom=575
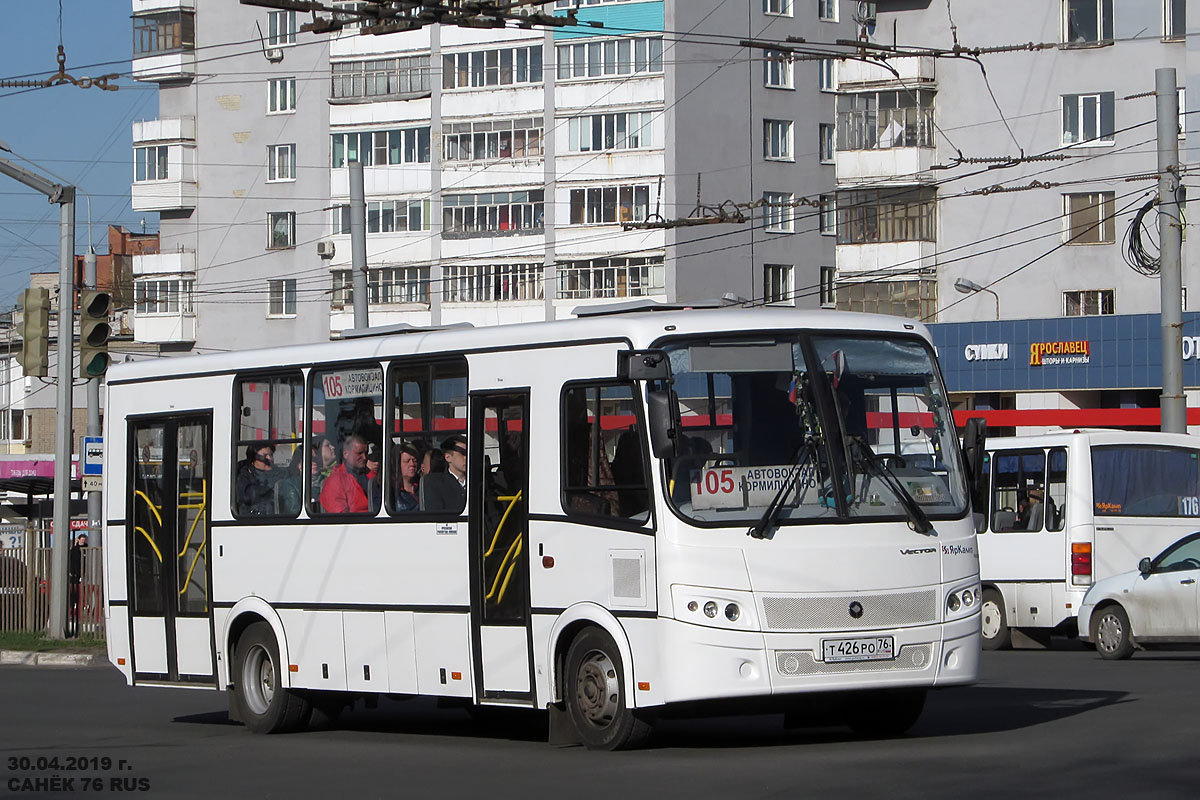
left=981, top=589, right=1011, bottom=651
left=234, top=622, right=312, bottom=733
left=1092, top=604, right=1135, bottom=660
left=844, top=689, right=927, bottom=737
left=564, top=627, right=653, bottom=750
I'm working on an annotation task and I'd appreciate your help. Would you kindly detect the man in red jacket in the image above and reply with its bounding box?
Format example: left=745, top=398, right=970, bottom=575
left=319, top=434, right=375, bottom=514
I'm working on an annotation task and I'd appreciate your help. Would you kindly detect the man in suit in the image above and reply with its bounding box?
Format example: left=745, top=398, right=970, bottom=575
left=422, top=434, right=467, bottom=512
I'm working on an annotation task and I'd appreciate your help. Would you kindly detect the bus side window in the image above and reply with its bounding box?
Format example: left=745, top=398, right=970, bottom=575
left=310, top=364, right=384, bottom=516
left=562, top=383, right=650, bottom=523
left=1047, top=447, right=1067, bottom=531
left=233, top=373, right=304, bottom=519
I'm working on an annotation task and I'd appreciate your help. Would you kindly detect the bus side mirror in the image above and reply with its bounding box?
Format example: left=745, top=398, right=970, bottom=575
left=961, top=417, right=988, bottom=512
left=646, top=388, right=681, bottom=459
left=618, top=349, right=671, bottom=381
left=1139, top=557, right=1153, bottom=576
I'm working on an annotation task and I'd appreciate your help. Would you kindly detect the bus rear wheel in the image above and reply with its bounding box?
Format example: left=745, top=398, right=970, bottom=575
left=564, top=628, right=652, bottom=750
left=981, top=589, right=1010, bottom=650
left=234, top=622, right=312, bottom=733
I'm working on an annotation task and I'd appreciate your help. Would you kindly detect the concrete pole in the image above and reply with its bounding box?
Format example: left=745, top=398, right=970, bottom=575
left=49, top=189, right=76, bottom=639
left=1157, top=68, right=1186, bottom=433
left=349, top=160, right=369, bottom=329
left=84, top=250, right=101, bottom=543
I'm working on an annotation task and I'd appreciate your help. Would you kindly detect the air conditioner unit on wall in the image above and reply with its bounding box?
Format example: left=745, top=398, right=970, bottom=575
left=316, top=240, right=335, bottom=259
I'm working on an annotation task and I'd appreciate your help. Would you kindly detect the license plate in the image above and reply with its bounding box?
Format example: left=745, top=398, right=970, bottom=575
left=822, top=636, right=895, bottom=663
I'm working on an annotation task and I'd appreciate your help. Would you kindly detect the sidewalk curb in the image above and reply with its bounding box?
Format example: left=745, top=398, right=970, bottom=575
left=0, top=650, right=103, bottom=667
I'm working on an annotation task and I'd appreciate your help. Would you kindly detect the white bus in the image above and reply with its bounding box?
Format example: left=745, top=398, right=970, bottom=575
left=102, top=307, right=982, bottom=749
left=977, top=429, right=1200, bottom=649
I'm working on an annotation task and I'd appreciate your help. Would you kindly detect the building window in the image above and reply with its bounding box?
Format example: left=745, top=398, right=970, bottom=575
left=763, top=51, right=793, bottom=89
left=556, top=256, right=665, bottom=299
left=134, top=146, right=168, bottom=182
left=442, top=190, right=545, bottom=237
left=1064, top=192, right=1115, bottom=244
left=836, top=278, right=936, bottom=319
left=763, top=191, right=794, bottom=233
left=267, top=144, right=296, bottom=182
left=764, top=119, right=793, bottom=161
left=268, top=279, right=297, bottom=317
left=268, top=78, right=296, bottom=113
left=764, top=0, right=793, bottom=16
left=1062, top=92, right=1115, bottom=145
left=8, top=410, right=26, bottom=442
left=819, top=0, right=839, bottom=21
left=445, top=118, right=544, bottom=162
left=1064, top=289, right=1114, bottom=316
left=820, top=266, right=836, bottom=307
left=819, top=194, right=836, bottom=235
left=331, top=127, right=431, bottom=168
left=1165, top=0, right=1186, bottom=40
left=567, top=111, right=653, bottom=152
left=332, top=267, right=431, bottom=307
left=132, top=11, right=194, bottom=57
left=764, top=264, right=794, bottom=306
left=1063, top=0, right=1113, bottom=44
left=267, top=10, right=297, bottom=47
left=442, top=45, right=542, bottom=89
left=444, top=263, right=545, bottom=303
left=332, top=56, right=431, bottom=99
left=837, top=89, right=936, bottom=150
left=836, top=187, right=937, bottom=244
left=569, top=183, right=651, bottom=225
left=819, top=122, right=835, bottom=163
left=135, top=278, right=195, bottom=315
left=819, top=59, right=836, bottom=92
left=555, top=36, right=663, bottom=80
left=267, top=212, right=296, bottom=249
left=330, top=200, right=430, bottom=235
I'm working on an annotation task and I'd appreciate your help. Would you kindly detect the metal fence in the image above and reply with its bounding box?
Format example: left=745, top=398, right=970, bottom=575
left=0, top=532, right=104, bottom=638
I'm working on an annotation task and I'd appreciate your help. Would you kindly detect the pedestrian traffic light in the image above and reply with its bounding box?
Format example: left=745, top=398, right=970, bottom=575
left=17, top=287, right=50, bottom=378
left=78, top=289, right=112, bottom=379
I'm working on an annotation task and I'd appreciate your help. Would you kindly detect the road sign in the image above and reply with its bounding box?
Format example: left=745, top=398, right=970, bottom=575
left=82, top=475, right=103, bottom=492
left=83, top=436, right=103, bottom=476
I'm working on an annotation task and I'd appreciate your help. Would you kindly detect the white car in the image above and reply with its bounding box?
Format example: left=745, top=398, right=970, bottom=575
left=1078, top=531, right=1200, bottom=659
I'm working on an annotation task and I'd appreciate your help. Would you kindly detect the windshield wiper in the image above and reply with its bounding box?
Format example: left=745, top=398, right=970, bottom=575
left=849, top=438, right=935, bottom=536
left=748, top=439, right=818, bottom=540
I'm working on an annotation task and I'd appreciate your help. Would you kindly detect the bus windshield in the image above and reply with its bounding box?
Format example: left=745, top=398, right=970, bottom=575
left=663, top=332, right=968, bottom=527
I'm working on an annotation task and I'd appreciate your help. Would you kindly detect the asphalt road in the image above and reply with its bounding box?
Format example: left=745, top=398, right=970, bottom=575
left=2, top=647, right=1199, bottom=799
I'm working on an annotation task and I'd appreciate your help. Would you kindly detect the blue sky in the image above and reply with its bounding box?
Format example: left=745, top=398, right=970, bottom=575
left=0, top=0, right=155, bottom=309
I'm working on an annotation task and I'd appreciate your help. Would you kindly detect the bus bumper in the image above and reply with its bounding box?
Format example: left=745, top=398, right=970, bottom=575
left=656, top=613, right=979, bottom=705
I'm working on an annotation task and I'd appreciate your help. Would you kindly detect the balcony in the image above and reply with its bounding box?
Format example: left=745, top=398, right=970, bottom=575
left=132, top=8, right=196, bottom=82
left=132, top=250, right=195, bottom=276
left=133, top=311, right=196, bottom=344
left=132, top=116, right=195, bottom=145
left=837, top=55, right=935, bottom=89
left=131, top=118, right=197, bottom=212
left=132, top=272, right=196, bottom=344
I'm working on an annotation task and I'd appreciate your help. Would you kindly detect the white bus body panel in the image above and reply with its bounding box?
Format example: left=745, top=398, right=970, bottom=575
left=175, top=618, right=214, bottom=677
left=383, top=611, right=419, bottom=695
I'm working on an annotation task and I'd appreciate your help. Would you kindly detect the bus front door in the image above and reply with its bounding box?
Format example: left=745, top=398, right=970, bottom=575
left=127, top=415, right=216, bottom=686
left=469, top=392, right=533, bottom=704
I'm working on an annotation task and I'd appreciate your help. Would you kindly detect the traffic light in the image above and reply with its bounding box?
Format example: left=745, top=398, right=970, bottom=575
left=17, top=287, right=50, bottom=378
left=78, top=290, right=112, bottom=379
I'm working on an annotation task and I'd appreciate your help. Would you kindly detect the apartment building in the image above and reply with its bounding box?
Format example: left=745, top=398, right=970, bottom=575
left=131, top=0, right=331, bottom=352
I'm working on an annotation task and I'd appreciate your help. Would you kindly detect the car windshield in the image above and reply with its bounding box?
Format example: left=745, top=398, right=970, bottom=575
left=662, top=332, right=969, bottom=527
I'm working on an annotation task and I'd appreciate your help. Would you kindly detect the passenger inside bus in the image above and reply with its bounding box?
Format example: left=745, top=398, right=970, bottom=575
left=236, top=443, right=285, bottom=516
left=391, top=443, right=421, bottom=513
left=318, top=434, right=376, bottom=514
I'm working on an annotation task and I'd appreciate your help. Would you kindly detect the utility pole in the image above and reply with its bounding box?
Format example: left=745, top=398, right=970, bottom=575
left=349, top=160, right=369, bottom=330
left=1157, top=67, right=1186, bottom=433
left=0, top=151, right=76, bottom=639
left=84, top=250, right=101, bottom=541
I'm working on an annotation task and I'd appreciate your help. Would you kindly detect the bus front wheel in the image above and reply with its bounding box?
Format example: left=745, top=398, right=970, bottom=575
left=564, top=627, right=653, bottom=750
left=981, top=589, right=1011, bottom=650
left=234, top=622, right=312, bottom=733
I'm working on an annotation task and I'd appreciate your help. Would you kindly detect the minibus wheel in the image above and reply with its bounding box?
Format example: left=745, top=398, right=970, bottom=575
left=980, top=589, right=1011, bottom=650
left=564, top=627, right=652, bottom=750
left=234, top=622, right=312, bottom=733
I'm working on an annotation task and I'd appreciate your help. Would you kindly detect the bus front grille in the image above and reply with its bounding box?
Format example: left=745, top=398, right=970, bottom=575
left=761, top=590, right=937, bottom=631
left=774, top=644, right=933, bottom=676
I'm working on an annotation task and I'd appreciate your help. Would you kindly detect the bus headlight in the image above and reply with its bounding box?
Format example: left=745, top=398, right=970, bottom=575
left=703, top=601, right=718, bottom=618
left=724, top=603, right=740, bottom=621
left=946, top=584, right=981, bottom=620
left=671, top=586, right=760, bottom=631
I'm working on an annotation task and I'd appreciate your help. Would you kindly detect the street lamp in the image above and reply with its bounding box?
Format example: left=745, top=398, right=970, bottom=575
left=954, top=277, right=1000, bottom=320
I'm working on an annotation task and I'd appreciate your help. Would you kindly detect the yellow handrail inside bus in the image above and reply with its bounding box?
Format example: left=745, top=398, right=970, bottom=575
left=134, top=490, right=163, bottom=526
left=134, top=526, right=163, bottom=563
left=483, top=491, right=522, bottom=558
left=179, top=541, right=207, bottom=598
left=176, top=481, right=208, bottom=557
left=495, top=537, right=523, bottom=603
left=486, top=534, right=523, bottom=602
